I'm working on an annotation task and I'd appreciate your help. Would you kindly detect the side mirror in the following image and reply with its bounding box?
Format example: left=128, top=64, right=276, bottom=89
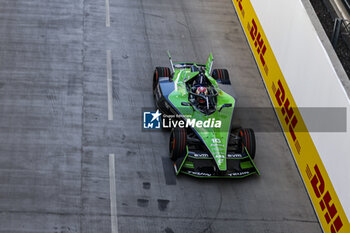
left=219, top=103, right=232, bottom=112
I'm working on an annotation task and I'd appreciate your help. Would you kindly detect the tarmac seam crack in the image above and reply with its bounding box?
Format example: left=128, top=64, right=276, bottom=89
left=139, top=0, right=154, bottom=68
left=200, top=185, right=223, bottom=233
left=118, top=214, right=319, bottom=223
left=80, top=0, right=87, bottom=233
left=0, top=211, right=318, bottom=223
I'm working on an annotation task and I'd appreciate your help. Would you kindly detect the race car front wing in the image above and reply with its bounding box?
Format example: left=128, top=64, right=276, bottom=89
left=174, top=147, right=260, bottom=178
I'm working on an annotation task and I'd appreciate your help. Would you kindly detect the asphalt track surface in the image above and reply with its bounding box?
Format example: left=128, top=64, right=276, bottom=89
left=0, top=0, right=322, bottom=233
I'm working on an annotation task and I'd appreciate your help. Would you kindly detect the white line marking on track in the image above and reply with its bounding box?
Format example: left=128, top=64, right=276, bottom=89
left=106, top=50, right=113, bottom=120
left=105, top=0, right=111, bottom=27
left=109, top=154, right=119, bottom=233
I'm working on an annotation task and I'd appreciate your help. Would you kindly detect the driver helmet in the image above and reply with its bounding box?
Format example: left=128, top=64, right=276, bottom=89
left=195, top=86, right=208, bottom=104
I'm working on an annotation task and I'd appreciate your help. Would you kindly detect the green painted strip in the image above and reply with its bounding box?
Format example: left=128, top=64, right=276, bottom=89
left=244, top=147, right=260, bottom=176
left=240, top=161, right=253, bottom=169
left=176, top=146, right=189, bottom=176
left=188, top=155, right=213, bottom=160
left=227, top=157, right=248, bottom=160
left=183, top=161, right=194, bottom=169
left=188, top=155, right=248, bottom=160
left=173, top=62, right=206, bottom=66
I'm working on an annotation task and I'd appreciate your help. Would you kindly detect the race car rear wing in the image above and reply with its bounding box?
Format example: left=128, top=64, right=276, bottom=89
left=167, top=50, right=175, bottom=73
left=206, top=52, right=213, bottom=74
left=167, top=51, right=213, bottom=73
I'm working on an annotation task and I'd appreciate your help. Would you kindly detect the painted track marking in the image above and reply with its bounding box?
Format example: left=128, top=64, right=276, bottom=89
left=106, top=50, right=113, bottom=120
left=109, top=154, right=118, bottom=233
left=105, top=0, right=110, bottom=27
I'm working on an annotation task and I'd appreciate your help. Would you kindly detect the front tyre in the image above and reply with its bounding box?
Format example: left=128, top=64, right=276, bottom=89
left=169, top=127, right=187, bottom=161
left=153, top=67, right=171, bottom=91
left=240, top=128, right=256, bottom=159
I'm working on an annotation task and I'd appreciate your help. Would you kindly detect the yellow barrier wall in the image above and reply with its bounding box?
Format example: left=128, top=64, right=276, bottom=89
left=231, top=0, right=349, bottom=232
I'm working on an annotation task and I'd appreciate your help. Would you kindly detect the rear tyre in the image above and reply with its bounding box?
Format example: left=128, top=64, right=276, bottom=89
left=169, top=127, right=187, bottom=161
left=212, top=69, right=231, bottom=84
left=153, top=67, right=171, bottom=91
left=240, top=128, right=256, bottom=159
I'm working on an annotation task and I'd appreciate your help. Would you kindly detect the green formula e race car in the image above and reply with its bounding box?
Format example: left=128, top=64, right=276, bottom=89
left=153, top=52, right=260, bottom=178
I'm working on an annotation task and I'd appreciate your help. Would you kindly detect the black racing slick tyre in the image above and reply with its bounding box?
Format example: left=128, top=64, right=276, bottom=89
left=169, top=127, right=187, bottom=161
left=212, top=69, right=231, bottom=84
left=240, top=128, right=256, bottom=159
left=153, top=67, right=171, bottom=91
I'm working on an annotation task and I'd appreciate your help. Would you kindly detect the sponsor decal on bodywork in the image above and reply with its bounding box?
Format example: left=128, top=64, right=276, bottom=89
left=190, top=153, right=210, bottom=158
left=228, top=171, right=250, bottom=176
left=227, top=153, right=245, bottom=158
left=187, top=171, right=212, bottom=177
